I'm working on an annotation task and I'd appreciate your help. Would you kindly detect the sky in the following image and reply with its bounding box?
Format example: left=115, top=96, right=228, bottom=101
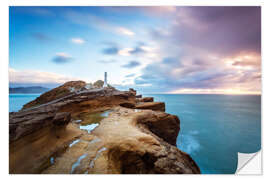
left=9, top=6, right=261, bottom=94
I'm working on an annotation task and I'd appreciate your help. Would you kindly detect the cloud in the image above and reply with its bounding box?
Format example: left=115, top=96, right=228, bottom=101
left=129, top=47, right=146, bottom=55
left=116, top=27, right=135, bottom=36
left=122, top=61, right=141, bottom=68
left=52, top=52, right=73, bottom=64
left=9, top=68, right=79, bottom=86
left=118, top=48, right=133, bottom=56
left=71, top=38, right=85, bottom=44
left=101, top=42, right=150, bottom=57
left=134, top=53, right=261, bottom=93
left=130, top=7, right=261, bottom=94
left=152, top=7, right=261, bottom=57
left=98, top=59, right=117, bottom=64
left=102, top=47, right=119, bottom=55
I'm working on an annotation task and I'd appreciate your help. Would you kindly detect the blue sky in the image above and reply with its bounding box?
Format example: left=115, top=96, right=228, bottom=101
left=9, top=6, right=261, bottom=94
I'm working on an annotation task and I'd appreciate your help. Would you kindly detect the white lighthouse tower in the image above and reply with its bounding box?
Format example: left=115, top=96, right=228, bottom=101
left=103, top=72, right=108, bottom=88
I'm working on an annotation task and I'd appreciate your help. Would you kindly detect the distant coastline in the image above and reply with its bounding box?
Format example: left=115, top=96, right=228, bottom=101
left=9, top=86, right=50, bottom=94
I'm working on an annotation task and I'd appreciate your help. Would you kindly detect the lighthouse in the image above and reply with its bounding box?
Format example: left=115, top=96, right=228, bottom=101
left=103, top=72, right=108, bottom=88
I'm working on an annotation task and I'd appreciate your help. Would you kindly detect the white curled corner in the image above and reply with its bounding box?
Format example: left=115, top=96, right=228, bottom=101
left=235, top=150, right=262, bottom=175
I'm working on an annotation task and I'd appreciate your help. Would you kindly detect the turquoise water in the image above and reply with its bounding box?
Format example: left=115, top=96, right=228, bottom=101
left=145, top=94, right=261, bottom=174
left=9, top=94, right=40, bottom=112
left=9, top=93, right=261, bottom=174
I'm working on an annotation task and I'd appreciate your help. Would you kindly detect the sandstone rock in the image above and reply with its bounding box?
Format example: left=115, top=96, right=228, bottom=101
left=52, top=112, right=71, bottom=126
left=42, top=108, right=200, bottom=174
left=119, top=102, right=135, bottom=108
left=9, top=123, right=83, bottom=174
left=22, top=81, right=87, bottom=110
left=135, top=102, right=165, bottom=112
left=136, top=95, right=142, bottom=98
left=129, top=88, right=136, bottom=95
left=136, top=97, right=154, bottom=103
left=9, top=83, right=200, bottom=174
left=136, top=111, right=180, bottom=146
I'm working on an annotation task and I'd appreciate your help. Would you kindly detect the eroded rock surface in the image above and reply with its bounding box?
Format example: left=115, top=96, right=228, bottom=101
left=135, top=102, right=165, bottom=112
left=10, top=87, right=136, bottom=142
left=9, top=81, right=200, bottom=174
left=136, top=97, right=154, bottom=103
left=22, top=81, right=87, bottom=110
left=42, top=108, right=200, bottom=174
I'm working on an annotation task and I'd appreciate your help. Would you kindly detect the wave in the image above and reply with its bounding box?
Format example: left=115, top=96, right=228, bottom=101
left=177, top=132, right=200, bottom=155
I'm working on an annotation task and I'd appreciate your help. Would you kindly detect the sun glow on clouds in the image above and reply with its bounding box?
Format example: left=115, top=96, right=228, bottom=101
left=118, top=48, right=133, bottom=56
left=71, top=38, right=85, bottom=44
left=225, top=53, right=260, bottom=70
left=170, top=88, right=261, bottom=95
left=9, top=7, right=261, bottom=94
left=116, top=27, right=135, bottom=36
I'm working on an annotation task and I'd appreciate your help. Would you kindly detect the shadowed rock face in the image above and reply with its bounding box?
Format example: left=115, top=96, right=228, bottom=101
left=136, top=97, right=154, bottom=103
left=9, top=81, right=200, bottom=174
left=136, top=112, right=180, bottom=146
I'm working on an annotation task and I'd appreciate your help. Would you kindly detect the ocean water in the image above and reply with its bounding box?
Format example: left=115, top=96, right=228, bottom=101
left=9, top=94, right=40, bottom=112
left=9, top=93, right=261, bottom=174
left=145, top=94, right=261, bottom=174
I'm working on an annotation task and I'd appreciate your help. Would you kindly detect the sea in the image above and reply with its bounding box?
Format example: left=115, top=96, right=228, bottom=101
left=9, top=93, right=261, bottom=174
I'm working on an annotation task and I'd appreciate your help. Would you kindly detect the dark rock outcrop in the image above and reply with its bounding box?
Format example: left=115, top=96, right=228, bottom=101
left=136, top=111, right=180, bottom=146
left=136, top=95, right=142, bottom=98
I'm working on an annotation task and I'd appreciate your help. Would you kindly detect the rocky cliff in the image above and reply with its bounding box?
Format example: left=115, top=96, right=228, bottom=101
left=9, top=81, right=200, bottom=174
